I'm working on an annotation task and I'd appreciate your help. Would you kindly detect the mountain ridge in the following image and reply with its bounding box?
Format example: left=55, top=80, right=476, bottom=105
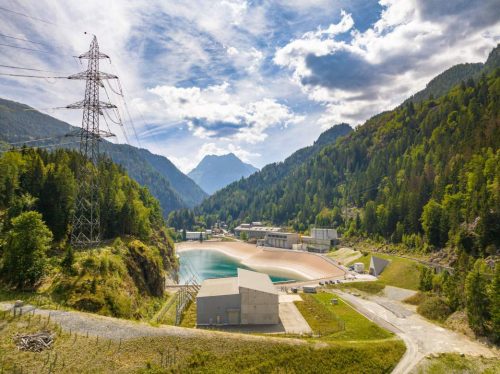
left=0, top=98, right=207, bottom=215
left=188, top=153, right=258, bottom=195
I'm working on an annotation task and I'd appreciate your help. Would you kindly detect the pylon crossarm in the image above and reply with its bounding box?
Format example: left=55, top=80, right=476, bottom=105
left=67, top=71, right=117, bottom=80
left=66, top=100, right=117, bottom=109
left=77, top=51, right=110, bottom=60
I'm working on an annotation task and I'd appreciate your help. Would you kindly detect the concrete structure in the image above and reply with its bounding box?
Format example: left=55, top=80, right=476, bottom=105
left=301, top=228, right=338, bottom=253
left=185, top=231, right=207, bottom=240
left=369, top=256, right=390, bottom=276
left=234, top=222, right=282, bottom=239
left=264, top=232, right=300, bottom=249
left=354, top=262, right=365, bottom=273
left=196, top=269, right=279, bottom=326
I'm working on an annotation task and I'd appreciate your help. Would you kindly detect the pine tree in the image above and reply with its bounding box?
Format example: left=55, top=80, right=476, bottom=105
left=465, top=260, right=490, bottom=335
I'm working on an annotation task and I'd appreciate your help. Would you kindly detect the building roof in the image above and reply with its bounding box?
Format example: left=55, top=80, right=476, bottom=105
left=369, top=256, right=390, bottom=276
left=197, top=269, right=278, bottom=298
left=197, top=277, right=239, bottom=297
left=237, top=268, right=278, bottom=295
left=235, top=226, right=282, bottom=233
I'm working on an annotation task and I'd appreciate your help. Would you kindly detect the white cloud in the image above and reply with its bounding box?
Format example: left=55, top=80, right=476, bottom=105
left=149, top=82, right=302, bottom=144
left=274, top=0, right=500, bottom=126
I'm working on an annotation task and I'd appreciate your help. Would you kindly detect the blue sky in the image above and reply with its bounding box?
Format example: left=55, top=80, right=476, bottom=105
left=0, top=0, right=498, bottom=172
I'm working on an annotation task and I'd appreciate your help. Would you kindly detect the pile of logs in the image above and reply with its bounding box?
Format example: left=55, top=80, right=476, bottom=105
left=13, top=331, right=54, bottom=352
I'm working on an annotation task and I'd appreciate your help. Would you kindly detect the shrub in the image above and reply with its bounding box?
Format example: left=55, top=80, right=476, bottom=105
left=404, top=292, right=427, bottom=305
left=417, top=296, right=452, bottom=322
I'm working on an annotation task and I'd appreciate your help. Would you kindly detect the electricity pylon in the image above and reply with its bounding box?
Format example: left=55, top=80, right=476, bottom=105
left=68, top=35, right=116, bottom=247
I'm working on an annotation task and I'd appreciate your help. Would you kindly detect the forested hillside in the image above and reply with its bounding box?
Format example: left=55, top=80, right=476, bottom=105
left=405, top=45, right=499, bottom=104
left=198, top=66, right=499, bottom=257
left=0, top=98, right=207, bottom=214
left=0, top=147, right=177, bottom=319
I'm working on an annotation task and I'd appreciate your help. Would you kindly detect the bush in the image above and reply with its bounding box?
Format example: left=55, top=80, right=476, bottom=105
left=404, top=291, right=427, bottom=305
left=417, top=296, right=452, bottom=322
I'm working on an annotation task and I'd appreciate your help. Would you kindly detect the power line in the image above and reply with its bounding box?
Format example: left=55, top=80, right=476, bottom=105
left=0, top=42, right=50, bottom=54
left=0, top=32, right=46, bottom=46
left=116, top=79, right=142, bottom=148
left=0, top=63, right=63, bottom=73
left=0, top=6, right=55, bottom=25
left=0, top=72, right=66, bottom=78
left=102, top=83, right=130, bottom=144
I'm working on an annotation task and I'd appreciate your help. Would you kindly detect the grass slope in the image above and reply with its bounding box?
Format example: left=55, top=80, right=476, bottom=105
left=295, top=293, right=393, bottom=341
left=413, top=353, right=500, bottom=374
left=350, top=253, right=422, bottom=290
left=0, top=312, right=406, bottom=373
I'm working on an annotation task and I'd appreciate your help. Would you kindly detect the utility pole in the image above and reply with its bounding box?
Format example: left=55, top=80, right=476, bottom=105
left=68, top=34, right=116, bottom=247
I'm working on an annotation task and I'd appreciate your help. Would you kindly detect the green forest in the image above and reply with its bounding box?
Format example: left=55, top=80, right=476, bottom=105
left=0, top=147, right=177, bottom=319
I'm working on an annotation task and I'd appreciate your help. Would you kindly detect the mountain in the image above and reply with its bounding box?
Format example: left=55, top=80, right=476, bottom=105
left=188, top=153, right=259, bottom=194
left=0, top=98, right=207, bottom=214
left=196, top=123, right=352, bottom=220
left=197, top=47, right=499, bottom=255
left=405, top=44, right=500, bottom=104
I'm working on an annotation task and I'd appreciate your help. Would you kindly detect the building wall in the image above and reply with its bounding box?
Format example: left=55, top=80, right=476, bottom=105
left=240, top=287, right=279, bottom=325
left=311, top=228, right=338, bottom=240
left=196, top=294, right=241, bottom=325
left=264, top=233, right=299, bottom=249
left=235, top=228, right=267, bottom=239
left=186, top=231, right=207, bottom=240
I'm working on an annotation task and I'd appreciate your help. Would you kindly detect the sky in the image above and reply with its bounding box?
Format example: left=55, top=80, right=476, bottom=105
left=0, top=0, right=499, bottom=173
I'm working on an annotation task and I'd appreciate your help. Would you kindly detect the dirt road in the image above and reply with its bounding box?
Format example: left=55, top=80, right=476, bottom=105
left=334, top=290, right=497, bottom=374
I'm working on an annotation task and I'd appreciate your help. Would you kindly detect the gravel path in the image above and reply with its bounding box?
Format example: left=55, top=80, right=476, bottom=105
left=0, top=302, right=308, bottom=346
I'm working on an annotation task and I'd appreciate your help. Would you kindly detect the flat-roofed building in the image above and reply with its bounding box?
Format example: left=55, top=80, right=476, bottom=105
left=301, top=228, right=338, bottom=253
left=185, top=231, right=207, bottom=240
left=234, top=223, right=282, bottom=239
left=196, top=269, right=279, bottom=326
left=264, top=232, right=300, bottom=249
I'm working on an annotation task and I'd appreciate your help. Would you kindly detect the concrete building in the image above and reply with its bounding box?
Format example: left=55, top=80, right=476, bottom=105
left=234, top=222, right=282, bottom=239
left=301, top=228, right=338, bottom=253
left=196, top=269, right=279, bottom=326
left=353, top=262, right=365, bottom=273
left=369, top=256, right=390, bottom=276
left=185, top=231, right=207, bottom=240
left=264, top=232, right=300, bottom=249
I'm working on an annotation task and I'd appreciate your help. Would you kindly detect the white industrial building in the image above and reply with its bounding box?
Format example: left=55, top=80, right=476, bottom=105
left=234, top=222, right=282, bottom=239
left=185, top=231, right=207, bottom=240
left=300, top=228, right=338, bottom=253
left=263, top=232, right=300, bottom=249
left=196, top=269, right=279, bottom=326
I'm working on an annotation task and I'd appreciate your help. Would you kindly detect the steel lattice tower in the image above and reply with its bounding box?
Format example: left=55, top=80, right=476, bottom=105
left=68, top=35, right=116, bottom=247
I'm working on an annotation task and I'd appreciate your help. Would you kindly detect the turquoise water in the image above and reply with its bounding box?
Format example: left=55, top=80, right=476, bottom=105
left=178, top=249, right=294, bottom=284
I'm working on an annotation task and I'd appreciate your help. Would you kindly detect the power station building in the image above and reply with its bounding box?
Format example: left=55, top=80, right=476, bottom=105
left=196, top=269, right=279, bottom=326
left=234, top=222, right=282, bottom=239
left=262, top=232, right=300, bottom=249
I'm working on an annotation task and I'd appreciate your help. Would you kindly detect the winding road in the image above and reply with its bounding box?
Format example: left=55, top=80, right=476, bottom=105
left=333, top=290, right=497, bottom=374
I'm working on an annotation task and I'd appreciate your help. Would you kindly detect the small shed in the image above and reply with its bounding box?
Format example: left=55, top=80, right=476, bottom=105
left=369, top=256, right=390, bottom=277
left=353, top=262, right=365, bottom=273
